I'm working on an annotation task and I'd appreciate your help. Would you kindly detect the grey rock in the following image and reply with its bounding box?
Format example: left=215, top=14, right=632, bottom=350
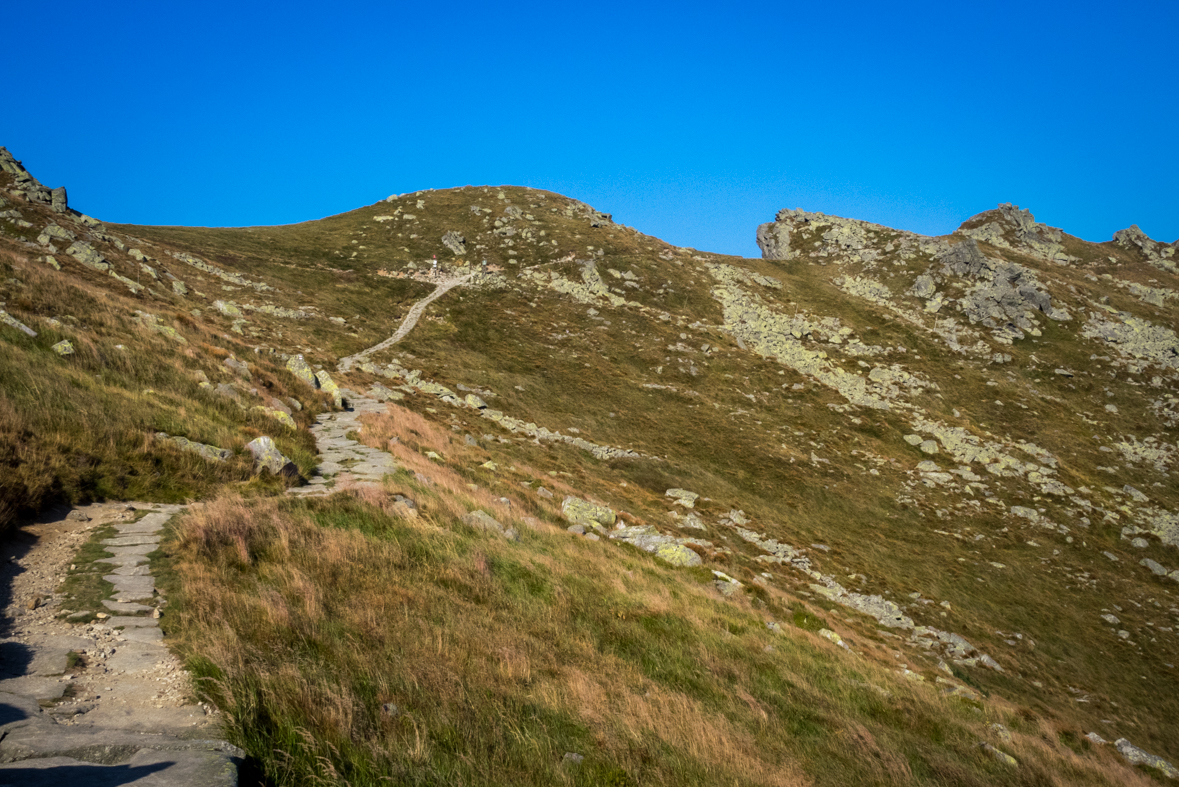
left=65, top=241, right=110, bottom=272
left=462, top=510, right=518, bottom=541
left=441, top=230, right=466, bottom=256
left=1140, top=558, right=1169, bottom=576
left=0, top=310, right=36, bottom=338
left=1115, top=738, right=1179, bottom=779
left=245, top=436, right=299, bottom=478
left=50, top=186, right=67, bottom=213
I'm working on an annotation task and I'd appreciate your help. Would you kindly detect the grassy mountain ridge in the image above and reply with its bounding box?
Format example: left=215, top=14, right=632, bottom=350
left=3, top=146, right=1178, bottom=784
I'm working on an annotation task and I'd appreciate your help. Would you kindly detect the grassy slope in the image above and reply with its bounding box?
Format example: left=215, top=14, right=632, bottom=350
left=3, top=173, right=1178, bottom=783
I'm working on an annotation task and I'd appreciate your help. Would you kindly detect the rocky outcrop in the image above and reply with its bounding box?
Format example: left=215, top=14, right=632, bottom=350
left=65, top=241, right=110, bottom=272
left=1113, top=225, right=1177, bottom=272
left=757, top=209, right=899, bottom=262
left=958, top=204, right=1076, bottom=265
left=0, top=146, right=52, bottom=205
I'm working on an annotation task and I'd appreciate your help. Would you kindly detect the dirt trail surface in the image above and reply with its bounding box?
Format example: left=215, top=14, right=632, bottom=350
left=337, top=272, right=474, bottom=372
left=0, top=503, right=242, bottom=785
left=289, top=392, right=397, bottom=498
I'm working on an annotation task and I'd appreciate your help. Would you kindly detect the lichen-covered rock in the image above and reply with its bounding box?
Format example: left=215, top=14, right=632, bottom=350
left=36, top=223, right=74, bottom=246
left=462, top=510, right=518, bottom=541
left=286, top=354, right=318, bottom=387
left=1113, top=225, right=1177, bottom=272
left=441, top=230, right=466, bottom=256
left=51, top=340, right=74, bottom=355
left=65, top=241, right=109, bottom=272
left=155, top=432, right=232, bottom=462
left=980, top=743, right=1018, bottom=767
left=464, top=393, right=487, bottom=409
left=653, top=543, right=702, bottom=566
left=370, top=383, right=405, bottom=401
left=665, top=488, right=699, bottom=507
left=253, top=406, right=297, bottom=429
left=1115, top=738, right=1178, bottom=779
left=315, top=369, right=343, bottom=407
left=959, top=204, right=1076, bottom=265
left=561, top=497, right=616, bottom=530
left=0, top=309, right=37, bottom=337
left=213, top=300, right=242, bottom=317
left=610, top=524, right=703, bottom=567
left=224, top=356, right=251, bottom=379
left=246, top=436, right=299, bottom=478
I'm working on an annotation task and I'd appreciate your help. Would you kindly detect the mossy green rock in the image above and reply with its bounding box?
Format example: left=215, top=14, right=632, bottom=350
left=286, top=355, right=318, bottom=387
left=561, top=496, right=616, bottom=529
left=315, top=369, right=343, bottom=407
left=654, top=543, right=702, bottom=567
left=245, top=436, right=298, bottom=478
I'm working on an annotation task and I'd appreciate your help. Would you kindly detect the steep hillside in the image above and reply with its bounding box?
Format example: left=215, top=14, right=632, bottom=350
left=2, top=145, right=1178, bottom=785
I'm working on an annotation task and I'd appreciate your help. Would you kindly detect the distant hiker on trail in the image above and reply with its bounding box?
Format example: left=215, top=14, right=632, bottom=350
left=432, top=255, right=438, bottom=277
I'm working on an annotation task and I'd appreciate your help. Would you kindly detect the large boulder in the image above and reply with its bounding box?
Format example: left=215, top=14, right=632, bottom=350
left=315, top=369, right=344, bottom=408
left=441, top=230, right=466, bottom=256
left=561, top=496, right=616, bottom=531
left=286, top=354, right=318, bottom=387
left=245, top=436, right=299, bottom=478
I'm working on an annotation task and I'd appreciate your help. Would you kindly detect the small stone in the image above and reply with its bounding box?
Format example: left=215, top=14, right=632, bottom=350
left=1140, top=558, right=1169, bottom=576
left=1131, top=537, right=1149, bottom=549
left=903, top=434, right=923, bottom=446
left=52, top=340, right=75, bottom=355
left=919, top=440, right=939, bottom=455
left=981, top=743, right=1017, bottom=767
left=561, top=752, right=584, bottom=767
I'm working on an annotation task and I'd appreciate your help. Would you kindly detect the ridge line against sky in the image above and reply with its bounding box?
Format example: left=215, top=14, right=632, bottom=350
left=2, top=0, right=1176, bottom=257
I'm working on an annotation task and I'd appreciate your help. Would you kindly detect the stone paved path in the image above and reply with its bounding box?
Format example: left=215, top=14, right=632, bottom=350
left=337, top=273, right=474, bottom=372
left=0, top=503, right=242, bottom=785
left=289, top=392, right=397, bottom=498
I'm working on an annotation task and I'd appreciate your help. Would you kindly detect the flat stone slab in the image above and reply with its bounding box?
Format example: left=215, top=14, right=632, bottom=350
left=108, top=564, right=153, bottom=577
left=0, top=676, right=68, bottom=701
left=113, top=521, right=167, bottom=535
left=75, top=703, right=210, bottom=735
left=15, top=635, right=93, bottom=677
left=102, top=616, right=158, bottom=629
left=116, top=627, right=164, bottom=645
left=101, top=535, right=162, bottom=547
left=0, top=750, right=238, bottom=787
left=106, top=642, right=166, bottom=675
left=105, top=575, right=156, bottom=593
left=99, top=545, right=157, bottom=560
left=0, top=724, right=243, bottom=766
left=93, top=555, right=150, bottom=569
left=103, top=600, right=154, bottom=613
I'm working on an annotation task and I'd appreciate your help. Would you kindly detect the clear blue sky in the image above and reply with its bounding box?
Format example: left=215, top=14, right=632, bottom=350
left=4, top=1, right=1176, bottom=257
